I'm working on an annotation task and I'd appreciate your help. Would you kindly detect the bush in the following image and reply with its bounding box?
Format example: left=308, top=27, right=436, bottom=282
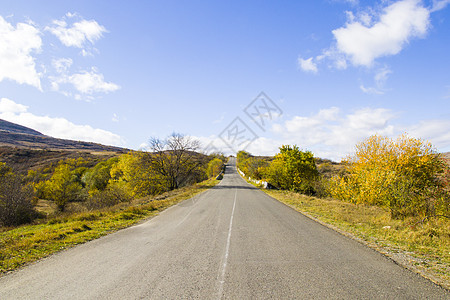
left=330, top=134, right=449, bottom=219
left=236, top=151, right=270, bottom=180
left=85, top=184, right=132, bottom=210
left=265, top=145, right=319, bottom=194
left=0, top=163, right=37, bottom=226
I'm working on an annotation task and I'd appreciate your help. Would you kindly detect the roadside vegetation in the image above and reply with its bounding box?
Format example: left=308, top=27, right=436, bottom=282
left=0, top=133, right=225, bottom=273
left=237, top=133, right=450, bottom=288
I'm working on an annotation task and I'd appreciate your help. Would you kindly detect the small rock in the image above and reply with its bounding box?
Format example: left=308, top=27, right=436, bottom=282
left=383, top=226, right=391, bottom=229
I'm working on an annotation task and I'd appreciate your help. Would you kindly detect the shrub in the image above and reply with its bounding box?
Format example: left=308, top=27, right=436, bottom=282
left=85, top=184, right=132, bottom=210
left=0, top=163, right=37, bottom=226
left=265, top=145, right=319, bottom=194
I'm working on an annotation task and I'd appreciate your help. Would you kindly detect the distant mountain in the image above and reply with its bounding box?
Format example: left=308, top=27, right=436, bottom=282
left=0, top=118, right=127, bottom=153
left=0, top=119, right=43, bottom=136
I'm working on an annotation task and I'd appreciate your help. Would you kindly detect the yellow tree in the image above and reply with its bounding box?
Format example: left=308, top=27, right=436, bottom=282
left=44, top=164, right=83, bottom=211
left=330, top=134, right=449, bottom=218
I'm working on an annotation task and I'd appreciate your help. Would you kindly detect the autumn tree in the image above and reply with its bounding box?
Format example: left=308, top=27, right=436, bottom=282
left=147, top=133, right=207, bottom=191
left=109, top=151, right=166, bottom=197
left=43, top=164, right=84, bottom=211
left=330, top=134, right=449, bottom=219
left=207, top=158, right=223, bottom=178
left=265, top=145, right=318, bottom=194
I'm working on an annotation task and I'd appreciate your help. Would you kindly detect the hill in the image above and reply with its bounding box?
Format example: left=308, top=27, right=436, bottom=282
left=0, top=118, right=127, bottom=153
left=0, top=119, right=128, bottom=173
left=0, top=119, right=43, bottom=136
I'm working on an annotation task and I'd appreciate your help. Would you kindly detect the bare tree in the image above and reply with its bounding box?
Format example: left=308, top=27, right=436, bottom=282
left=147, top=133, right=206, bottom=191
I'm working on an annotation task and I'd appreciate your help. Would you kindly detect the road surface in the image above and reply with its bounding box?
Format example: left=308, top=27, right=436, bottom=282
left=0, top=158, right=448, bottom=299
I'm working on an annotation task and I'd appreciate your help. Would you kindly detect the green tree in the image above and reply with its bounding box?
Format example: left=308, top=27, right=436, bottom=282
left=266, top=145, right=318, bottom=194
left=82, top=157, right=119, bottom=192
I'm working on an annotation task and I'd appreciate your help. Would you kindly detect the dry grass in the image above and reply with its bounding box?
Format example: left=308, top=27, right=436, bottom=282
left=0, top=178, right=219, bottom=275
left=264, top=189, right=450, bottom=290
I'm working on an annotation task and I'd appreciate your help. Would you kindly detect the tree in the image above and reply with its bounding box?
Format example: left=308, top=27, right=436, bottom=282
left=147, top=133, right=207, bottom=191
left=0, top=163, right=36, bottom=226
left=207, top=158, right=223, bottom=178
left=109, top=151, right=166, bottom=197
left=330, top=134, right=449, bottom=219
left=44, top=164, right=84, bottom=211
left=82, top=157, right=119, bottom=192
left=265, top=145, right=318, bottom=194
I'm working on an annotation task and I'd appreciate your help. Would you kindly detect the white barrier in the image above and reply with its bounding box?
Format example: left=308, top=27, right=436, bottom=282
left=237, top=168, right=269, bottom=189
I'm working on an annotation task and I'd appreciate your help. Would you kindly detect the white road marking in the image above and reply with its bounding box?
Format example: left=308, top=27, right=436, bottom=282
left=217, top=188, right=237, bottom=299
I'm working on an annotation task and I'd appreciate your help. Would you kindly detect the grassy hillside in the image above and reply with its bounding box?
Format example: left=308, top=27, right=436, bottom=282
left=0, top=147, right=121, bottom=175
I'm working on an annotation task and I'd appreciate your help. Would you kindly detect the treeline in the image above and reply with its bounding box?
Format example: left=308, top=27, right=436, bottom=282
left=237, top=134, right=450, bottom=219
left=0, top=134, right=225, bottom=227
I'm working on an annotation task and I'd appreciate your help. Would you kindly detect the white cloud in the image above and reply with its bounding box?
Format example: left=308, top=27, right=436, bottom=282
left=302, top=0, right=438, bottom=82
left=67, top=68, right=120, bottom=94
left=0, top=98, right=124, bottom=146
left=46, top=16, right=106, bottom=48
left=298, top=57, right=318, bottom=73
left=360, top=85, right=383, bottom=94
left=272, top=107, right=397, bottom=160
left=52, top=58, right=73, bottom=73
left=360, top=66, right=392, bottom=94
left=193, top=106, right=450, bottom=160
left=0, top=98, right=28, bottom=113
left=431, top=0, right=450, bottom=12
left=333, top=0, right=430, bottom=67
left=407, top=119, right=450, bottom=150
left=50, top=67, right=120, bottom=98
left=0, top=16, right=42, bottom=89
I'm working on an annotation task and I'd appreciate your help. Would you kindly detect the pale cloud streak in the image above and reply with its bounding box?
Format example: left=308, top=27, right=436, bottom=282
left=431, top=0, right=450, bottom=12
left=360, top=66, right=392, bottom=94
left=0, top=16, right=42, bottom=89
left=0, top=98, right=124, bottom=146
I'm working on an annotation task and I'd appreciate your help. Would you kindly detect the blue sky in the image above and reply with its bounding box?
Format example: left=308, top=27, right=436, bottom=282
left=0, top=0, right=449, bottom=161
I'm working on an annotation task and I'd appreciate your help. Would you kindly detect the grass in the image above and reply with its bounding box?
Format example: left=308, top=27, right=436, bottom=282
left=263, top=189, right=450, bottom=289
left=0, top=178, right=219, bottom=275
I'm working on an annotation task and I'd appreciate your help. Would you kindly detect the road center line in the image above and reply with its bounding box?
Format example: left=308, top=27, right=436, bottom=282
left=217, top=188, right=237, bottom=299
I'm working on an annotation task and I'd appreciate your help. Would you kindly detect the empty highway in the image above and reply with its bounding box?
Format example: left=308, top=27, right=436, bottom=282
left=0, top=158, right=448, bottom=299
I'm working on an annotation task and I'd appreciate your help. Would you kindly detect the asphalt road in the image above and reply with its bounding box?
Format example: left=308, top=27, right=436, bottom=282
left=0, top=158, right=448, bottom=299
